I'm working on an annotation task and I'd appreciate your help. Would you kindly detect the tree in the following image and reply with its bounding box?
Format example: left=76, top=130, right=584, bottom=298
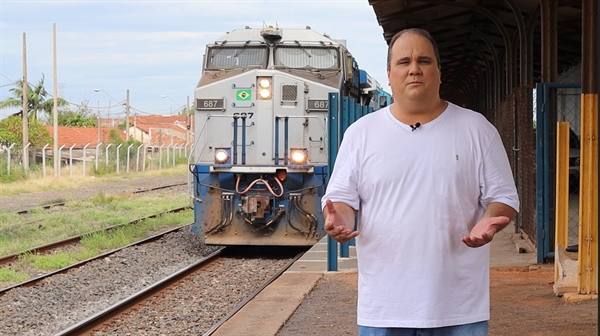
left=57, top=100, right=97, bottom=127
left=0, top=74, right=68, bottom=122
left=0, top=115, right=53, bottom=148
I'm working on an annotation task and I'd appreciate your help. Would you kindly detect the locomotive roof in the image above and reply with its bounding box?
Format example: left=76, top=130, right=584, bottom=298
left=211, top=26, right=346, bottom=47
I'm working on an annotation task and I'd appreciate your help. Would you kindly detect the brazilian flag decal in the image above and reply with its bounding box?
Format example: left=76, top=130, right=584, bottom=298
left=236, top=89, right=252, bottom=101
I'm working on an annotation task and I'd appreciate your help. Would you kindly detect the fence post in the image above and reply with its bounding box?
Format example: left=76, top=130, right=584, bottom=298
left=7, top=143, right=15, bottom=175
left=159, top=145, right=164, bottom=170
left=166, top=144, right=170, bottom=165
left=58, top=145, right=65, bottom=177
left=105, top=144, right=112, bottom=169
left=136, top=144, right=143, bottom=172
left=116, top=144, right=123, bottom=174
left=95, top=142, right=103, bottom=171
left=22, top=143, right=31, bottom=175
left=83, top=143, right=90, bottom=176
left=42, top=143, right=49, bottom=177
left=172, top=145, right=176, bottom=167
left=143, top=145, right=148, bottom=171
left=69, top=144, right=76, bottom=176
left=126, top=144, right=133, bottom=173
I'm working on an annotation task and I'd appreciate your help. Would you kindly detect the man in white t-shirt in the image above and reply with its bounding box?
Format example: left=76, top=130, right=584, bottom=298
left=322, top=28, right=519, bottom=336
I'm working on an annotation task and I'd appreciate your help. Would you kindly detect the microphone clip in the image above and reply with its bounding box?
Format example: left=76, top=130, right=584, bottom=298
left=410, top=122, right=421, bottom=132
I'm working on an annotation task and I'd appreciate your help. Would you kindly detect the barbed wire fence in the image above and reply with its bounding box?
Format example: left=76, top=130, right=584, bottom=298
left=0, top=143, right=191, bottom=180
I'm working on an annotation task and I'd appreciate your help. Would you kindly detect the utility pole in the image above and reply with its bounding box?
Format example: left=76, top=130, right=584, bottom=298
left=134, top=113, right=137, bottom=142
left=52, top=24, right=59, bottom=175
left=125, top=89, right=130, bottom=140
left=22, top=32, right=29, bottom=170
left=186, top=96, right=190, bottom=145
left=97, top=100, right=101, bottom=143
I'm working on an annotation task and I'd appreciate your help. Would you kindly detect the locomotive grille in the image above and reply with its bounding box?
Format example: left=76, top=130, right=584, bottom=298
left=281, top=85, right=298, bottom=101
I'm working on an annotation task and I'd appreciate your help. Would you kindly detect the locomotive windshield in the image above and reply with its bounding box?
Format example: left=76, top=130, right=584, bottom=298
left=206, top=45, right=268, bottom=69
left=274, top=46, right=339, bottom=70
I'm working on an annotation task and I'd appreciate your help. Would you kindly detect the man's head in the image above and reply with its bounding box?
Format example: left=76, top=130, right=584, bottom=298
left=386, top=28, right=441, bottom=71
left=386, top=28, right=442, bottom=105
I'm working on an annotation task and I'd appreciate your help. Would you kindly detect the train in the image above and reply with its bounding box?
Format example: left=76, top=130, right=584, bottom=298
left=188, top=25, right=391, bottom=246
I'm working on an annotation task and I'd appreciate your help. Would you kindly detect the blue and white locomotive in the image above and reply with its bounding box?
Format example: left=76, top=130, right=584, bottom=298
left=189, top=25, right=389, bottom=246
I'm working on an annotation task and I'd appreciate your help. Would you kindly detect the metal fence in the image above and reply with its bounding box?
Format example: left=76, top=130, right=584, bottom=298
left=0, top=143, right=191, bottom=178
left=535, top=83, right=581, bottom=262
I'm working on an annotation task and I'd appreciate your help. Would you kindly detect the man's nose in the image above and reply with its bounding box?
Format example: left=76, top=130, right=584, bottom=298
left=408, top=63, right=422, bottom=76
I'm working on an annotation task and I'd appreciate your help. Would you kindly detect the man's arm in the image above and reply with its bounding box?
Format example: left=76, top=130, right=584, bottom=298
left=481, top=202, right=517, bottom=233
left=461, top=202, right=517, bottom=248
left=323, top=200, right=359, bottom=243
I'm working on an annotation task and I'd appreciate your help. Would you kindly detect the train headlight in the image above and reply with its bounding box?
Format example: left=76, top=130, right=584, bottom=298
left=259, top=89, right=272, bottom=99
left=257, top=77, right=272, bottom=100
left=214, top=148, right=231, bottom=164
left=258, top=78, right=271, bottom=88
left=290, top=148, right=308, bottom=165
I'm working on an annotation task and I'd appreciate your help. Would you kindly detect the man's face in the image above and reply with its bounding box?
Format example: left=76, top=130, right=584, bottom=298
left=387, top=32, right=441, bottom=103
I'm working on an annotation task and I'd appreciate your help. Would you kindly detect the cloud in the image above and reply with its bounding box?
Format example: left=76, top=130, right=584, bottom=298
left=1, top=0, right=390, bottom=118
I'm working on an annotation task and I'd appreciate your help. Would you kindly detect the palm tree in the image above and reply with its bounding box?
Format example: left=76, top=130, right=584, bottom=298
left=0, top=74, right=68, bottom=122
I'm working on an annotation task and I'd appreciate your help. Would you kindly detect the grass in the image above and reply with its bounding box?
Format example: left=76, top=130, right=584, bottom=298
left=0, top=164, right=188, bottom=197
left=0, top=193, right=192, bottom=256
left=0, top=267, right=29, bottom=283
left=0, top=162, right=195, bottom=287
left=1, top=210, right=193, bottom=285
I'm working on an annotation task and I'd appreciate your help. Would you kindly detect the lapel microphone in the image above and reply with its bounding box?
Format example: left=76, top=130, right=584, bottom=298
left=410, top=122, right=421, bottom=132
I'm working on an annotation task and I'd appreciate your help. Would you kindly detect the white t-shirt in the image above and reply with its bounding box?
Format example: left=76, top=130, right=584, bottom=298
left=322, top=102, right=520, bottom=328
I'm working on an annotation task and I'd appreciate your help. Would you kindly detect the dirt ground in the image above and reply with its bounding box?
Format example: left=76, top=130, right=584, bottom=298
left=278, top=265, right=597, bottom=336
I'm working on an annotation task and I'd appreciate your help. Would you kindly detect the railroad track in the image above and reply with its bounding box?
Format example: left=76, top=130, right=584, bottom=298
left=0, top=212, right=192, bottom=296
left=54, top=249, right=303, bottom=336
left=132, top=182, right=187, bottom=194
left=6, top=182, right=187, bottom=215
left=15, top=202, right=66, bottom=215
left=54, top=248, right=225, bottom=335
left=0, top=206, right=191, bottom=268
left=202, top=251, right=304, bottom=336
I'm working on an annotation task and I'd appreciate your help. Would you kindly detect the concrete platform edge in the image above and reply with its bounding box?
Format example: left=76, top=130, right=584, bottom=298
left=212, top=273, right=323, bottom=336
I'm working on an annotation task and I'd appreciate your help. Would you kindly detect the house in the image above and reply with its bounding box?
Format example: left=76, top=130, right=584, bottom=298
left=129, top=115, right=193, bottom=147
left=44, top=126, right=126, bottom=148
left=41, top=125, right=126, bottom=162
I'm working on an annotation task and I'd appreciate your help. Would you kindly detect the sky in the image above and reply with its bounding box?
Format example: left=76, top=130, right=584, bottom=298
left=0, top=0, right=391, bottom=120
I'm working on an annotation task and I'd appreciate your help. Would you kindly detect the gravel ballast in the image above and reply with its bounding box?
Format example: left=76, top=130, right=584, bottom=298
left=0, top=174, right=298, bottom=335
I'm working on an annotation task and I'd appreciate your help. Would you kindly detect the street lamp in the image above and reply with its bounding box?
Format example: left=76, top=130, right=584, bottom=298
left=161, top=95, right=190, bottom=145
left=161, top=95, right=185, bottom=115
left=95, top=88, right=130, bottom=140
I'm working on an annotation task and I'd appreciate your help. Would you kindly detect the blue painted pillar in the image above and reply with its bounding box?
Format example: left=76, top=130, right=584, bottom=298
left=327, top=92, right=340, bottom=271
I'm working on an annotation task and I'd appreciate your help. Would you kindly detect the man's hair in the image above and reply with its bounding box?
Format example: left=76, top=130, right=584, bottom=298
left=386, top=28, right=441, bottom=71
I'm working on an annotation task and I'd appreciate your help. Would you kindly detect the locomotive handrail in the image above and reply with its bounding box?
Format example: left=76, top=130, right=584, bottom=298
left=231, top=102, right=255, bottom=108
left=231, top=83, right=255, bottom=89
left=189, top=115, right=211, bottom=167
left=274, top=115, right=328, bottom=158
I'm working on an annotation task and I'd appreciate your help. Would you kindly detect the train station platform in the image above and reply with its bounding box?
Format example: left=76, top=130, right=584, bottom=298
left=212, top=223, right=538, bottom=336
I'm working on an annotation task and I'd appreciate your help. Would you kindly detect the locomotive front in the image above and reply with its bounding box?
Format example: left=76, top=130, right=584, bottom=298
left=190, top=26, right=348, bottom=246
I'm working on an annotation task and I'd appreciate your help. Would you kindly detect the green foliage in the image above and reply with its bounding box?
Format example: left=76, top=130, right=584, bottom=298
left=0, top=194, right=191, bottom=256
left=57, top=100, right=97, bottom=127
left=0, top=74, right=68, bottom=121
left=19, top=251, right=83, bottom=270
left=0, top=154, right=27, bottom=182
left=5, top=210, right=191, bottom=275
left=90, top=191, right=115, bottom=205
left=0, top=267, right=29, bottom=282
left=108, top=129, right=123, bottom=143
left=0, top=115, right=53, bottom=148
left=106, top=130, right=143, bottom=150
